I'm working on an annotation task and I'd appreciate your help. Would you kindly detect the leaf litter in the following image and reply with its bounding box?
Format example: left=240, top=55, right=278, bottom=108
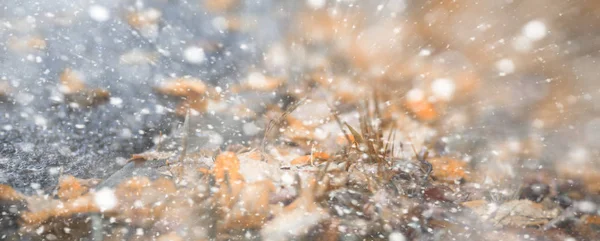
left=1, top=1, right=600, bottom=241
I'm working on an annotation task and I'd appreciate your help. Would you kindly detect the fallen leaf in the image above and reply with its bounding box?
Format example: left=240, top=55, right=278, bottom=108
left=243, top=73, right=284, bottom=91
left=7, top=36, right=46, bottom=52
left=59, top=68, right=110, bottom=107
left=556, top=162, right=600, bottom=194
left=57, top=175, right=89, bottom=201
left=129, top=151, right=174, bottom=165
left=156, top=77, right=210, bottom=115
left=222, top=180, right=275, bottom=230
left=59, top=68, right=86, bottom=94
left=21, top=195, right=99, bottom=226
left=262, top=178, right=328, bottom=241
left=0, top=81, right=10, bottom=97
left=428, top=157, right=470, bottom=183
left=157, top=232, right=184, bottom=241
left=213, top=152, right=244, bottom=182
left=290, top=152, right=329, bottom=166
left=205, top=0, right=239, bottom=12
left=463, top=199, right=558, bottom=227
left=126, top=8, right=162, bottom=30
left=0, top=184, right=24, bottom=201
left=212, top=152, right=246, bottom=215
left=404, top=98, right=437, bottom=122
left=583, top=215, right=600, bottom=225
left=156, top=78, right=207, bottom=97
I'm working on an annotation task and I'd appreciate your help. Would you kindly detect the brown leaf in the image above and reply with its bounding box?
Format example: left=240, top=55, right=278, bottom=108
left=429, top=157, right=470, bottom=183
left=7, top=36, right=47, bottom=52
left=0, top=81, right=10, bottom=98
left=126, top=9, right=162, bottom=30
left=60, top=68, right=110, bottom=107
left=222, top=180, right=275, bottom=230
left=212, top=152, right=246, bottom=215
left=129, top=151, right=174, bottom=165
left=205, top=0, right=239, bottom=12
left=59, top=68, right=86, bottom=94
left=57, top=175, right=89, bottom=201
left=463, top=199, right=558, bottom=227
left=0, top=184, right=24, bottom=201
left=21, top=195, right=99, bottom=226
left=556, top=162, right=600, bottom=194
left=261, top=177, right=328, bottom=240
left=156, top=78, right=207, bottom=97
left=213, top=152, right=244, bottom=182
left=156, top=77, right=210, bottom=115
left=404, top=97, right=437, bottom=122
left=157, top=232, right=184, bottom=241
left=290, top=152, right=329, bottom=166
left=243, top=73, right=283, bottom=91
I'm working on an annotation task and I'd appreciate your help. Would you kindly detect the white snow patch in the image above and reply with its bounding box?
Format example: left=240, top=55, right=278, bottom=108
left=121, top=128, right=132, bottom=138
left=30, top=183, right=41, bottom=189
left=431, top=78, right=456, bottom=101
left=418, top=49, right=432, bottom=56
left=495, top=58, right=515, bottom=75
left=34, top=115, right=47, bottom=127
left=88, top=5, right=110, bottom=22
left=406, top=88, right=424, bottom=102
left=307, top=0, right=326, bottom=9
left=568, top=146, right=589, bottom=163
left=212, top=17, right=229, bottom=31
left=522, top=20, right=547, bottom=41
left=247, top=72, right=268, bottom=88
left=512, top=35, right=533, bottom=52
left=281, top=172, right=294, bottom=186
left=183, top=46, right=205, bottom=64
left=243, top=122, right=261, bottom=136
left=576, top=200, right=597, bottom=213
left=110, top=97, right=123, bottom=106
left=389, top=232, right=407, bottom=241
left=94, top=188, right=118, bottom=212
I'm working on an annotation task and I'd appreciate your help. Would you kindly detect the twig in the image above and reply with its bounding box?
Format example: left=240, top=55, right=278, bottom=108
left=177, top=108, right=191, bottom=163
left=261, top=98, right=306, bottom=153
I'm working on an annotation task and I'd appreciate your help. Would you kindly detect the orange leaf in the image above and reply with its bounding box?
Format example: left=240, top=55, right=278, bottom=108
left=0, top=184, right=23, bottom=201
left=291, top=152, right=329, bottom=166
left=213, top=152, right=244, bottom=182
left=156, top=78, right=207, bottom=97
left=405, top=98, right=437, bottom=121
left=59, top=68, right=86, bottom=94
left=223, top=180, right=275, bottom=230
left=428, top=157, right=470, bottom=183
left=57, top=175, right=88, bottom=201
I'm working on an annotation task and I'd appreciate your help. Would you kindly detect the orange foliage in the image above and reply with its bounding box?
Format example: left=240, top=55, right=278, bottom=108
left=155, top=78, right=207, bottom=97
left=57, top=175, right=88, bottom=201
left=59, top=68, right=86, bottom=94
left=213, top=152, right=244, bottom=182
left=222, top=180, right=275, bottom=230
left=156, top=78, right=209, bottom=115
left=21, top=195, right=99, bottom=225
left=0, top=184, right=23, bottom=201
left=428, top=157, right=470, bottom=183
left=291, top=152, right=329, bottom=166
left=405, top=98, right=437, bottom=122
left=205, top=0, right=239, bottom=12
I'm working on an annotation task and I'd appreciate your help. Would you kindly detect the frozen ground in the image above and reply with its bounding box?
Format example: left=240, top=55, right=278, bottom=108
left=0, top=0, right=286, bottom=192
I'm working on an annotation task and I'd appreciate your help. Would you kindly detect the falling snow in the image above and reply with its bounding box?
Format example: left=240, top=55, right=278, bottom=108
left=1, top=0, right=599, bottom=241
